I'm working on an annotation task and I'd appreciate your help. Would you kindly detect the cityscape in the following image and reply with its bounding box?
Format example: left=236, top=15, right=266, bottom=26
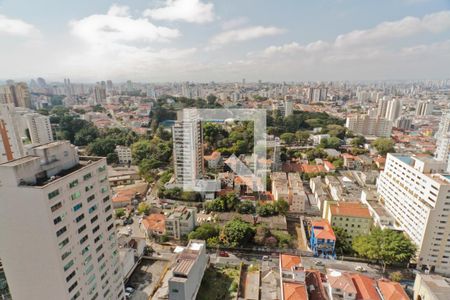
left=1, top=1, right=450, bottom=300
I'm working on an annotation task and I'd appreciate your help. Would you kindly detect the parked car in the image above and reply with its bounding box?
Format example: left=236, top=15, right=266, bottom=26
left=355, top=265, right=367, bottom=272
left=219, top=251, right=229, bottom=257
left=314, top=260, right=324, bottom=266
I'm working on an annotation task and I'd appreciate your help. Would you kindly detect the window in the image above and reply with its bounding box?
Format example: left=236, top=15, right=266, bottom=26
left=103, top=196, right=110, bottom=203
left=87, top=194, right=95, bottom=203
left=89, top=204, right=97, bottom=214
left=104, top=205, right=111, bottom=213
left=64, top=259, right=74, bottom=271
left=92, top=225, right=100, bottom=234
left=54, top=216, right=63, bottom=225
left=59, top=237, right=69, bottom=249
left=100, top=187, right=108, bottom=194
left=71, top=191, right=81, bottom=200
left=78, top=224, right=87, bottom=234
left=82, top=246, right=90, bottom=256
left=85, top=185, right=94, bottom=192
left=83, top=173, right=92, bottom=181
left=106, top=214, right=112, bottom=222
left=96, top=244, right=103, bottom=253
left=80, top=235, right=88, bottom=245
left=51, top=202, right=62, bottom=212
left=97, top=253, right=105, bottom=262
left=98, top=165, right=106, bottom=172
left=48, top=189, right=60, bottom=200
left=91, top=215, right=98, bottom=224
left=107, top=223, right=114, bottom=231
left=56, top=226, right=67, bottom=237
left=66, top=270, right=76, bottom=282
left=69, top=180, right=79, bottom=188
left=85, top=264, right=94, bottom=275
left=73, top=203, right=82, bottom=212
left=84, top=254, right=92, bottom=265
left=68, top=281, right=78, bottom=293
left=71, top=291, right=80, bottom=300
left=94, top=234, right=103, bottom=244
left=75, top=213, right=85, bottom=223
left=61, top=251, right=71, bottom=260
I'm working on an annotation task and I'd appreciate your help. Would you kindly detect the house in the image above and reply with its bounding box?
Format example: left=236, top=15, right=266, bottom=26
left=324, top=148, right=341, bottom=158
left=272, top=172, right=289, bottom=201
left=287, top=172, right=306, bottom=213
left=112, top=189, right=136, bottom=208
left=342, top=153, right=357, bottom=169
left=323, top=160, right=336, bottom=173
left=301, top=164, right=326, bottom=175
left=326, top=270, right=357, bottom=300
left=279, top=254, right=308, bottom=300
left=142, top=214, right=166, bottom=237
left=310, top=219, right=336, bottom=258
left=350, top=274, right=380, bottom=300
left=377, top=278, right=409, bottom=300
left=115, top=145, right=132, bottom=164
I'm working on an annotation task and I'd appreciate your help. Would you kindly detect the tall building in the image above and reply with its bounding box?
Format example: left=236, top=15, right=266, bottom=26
left=172, top=109, right=204, bottom=188
left=435, top=113, right=450, bottom=172
left=64, top=78, right=73, bottom=97
left=0, top=83, right=31, bottom=108
left=377, top=97, right=389, bottom=118
left=395, top=116, right=412, bottom=131
left=24, top=113, right=54, bottom=144
left=378, top=153, right=450, bottom=274
left=0, top=104, right=25, bottom=162
left=385, top=98, right=402, bottom=122
left=416, top=100, right=434, bottom=116
left=345, top=115, right=392, bottom=137
left=0, top=141, right=125, bottom=300
left=308, top=87, right=328, bottom=102
left=93, top=84, right=106, bottom=104
left=168, top=240, right=207, bottom=300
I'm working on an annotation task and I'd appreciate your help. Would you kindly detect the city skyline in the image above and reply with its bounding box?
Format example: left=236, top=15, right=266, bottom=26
left=0, top=0, right=450, bottom=82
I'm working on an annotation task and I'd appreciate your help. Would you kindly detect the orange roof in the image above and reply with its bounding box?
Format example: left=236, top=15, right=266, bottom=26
left=327, top=272, right=357, bottom=294
left=377, top=279, right=409, bottom=300
left=301, top=164, right=326, bottom=174
left=323, top=160, right=336, bottom=170
left=342, top=153, right=356, bottom=159
left=311, top=219, right=336, bottom=240
left=305, top=270, right=328, bottom=300
left=112, top=190, right=135, bottom=203
left=142, top=214, right=166, bottom=233
left=283, top=282, right=308, bottom=300
left=330, top=202, right=371, bottom=219
left=204, top=151, right=221, bottom=160
left=351, top=274, right=381, bottom=300
left=280, top=254, right=302, bottom=271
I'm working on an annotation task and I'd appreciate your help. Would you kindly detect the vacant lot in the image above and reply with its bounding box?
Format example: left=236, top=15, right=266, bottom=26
left=197, top=265, right=241, bottom=300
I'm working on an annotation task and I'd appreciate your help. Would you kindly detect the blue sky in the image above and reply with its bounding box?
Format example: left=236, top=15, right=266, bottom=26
left=1, top=0, right=450, bottom=82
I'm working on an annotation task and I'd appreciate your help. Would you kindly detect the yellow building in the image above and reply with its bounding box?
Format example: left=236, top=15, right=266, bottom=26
left=324, top=202, right=372, bottom=239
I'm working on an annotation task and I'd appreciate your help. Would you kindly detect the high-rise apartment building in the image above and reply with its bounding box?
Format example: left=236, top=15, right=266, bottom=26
left=24, top=112, right=54, bottom=144
left=0, top=104, right=25, bottom=163
left=435, top=113, right=450, bottom=172
left=173, top=109, right=204, bottom=188
left=345, top=115, right=392, bottom=137
left=0, top=141, right=124, bottom=300
left=416, top=100, right=434, bottom=116
left=93, top=84, right=107, bottom=104
left=385, top=98, right=402, bottom=122
left=0, top=83, right=31, bottom=108
left=378, top=153, right=450, bottom=274
left=308, top=87, right=328, bottom=102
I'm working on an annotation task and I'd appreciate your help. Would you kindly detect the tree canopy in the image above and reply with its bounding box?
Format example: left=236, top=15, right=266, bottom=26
left=372, top=138, right=395, bottom=156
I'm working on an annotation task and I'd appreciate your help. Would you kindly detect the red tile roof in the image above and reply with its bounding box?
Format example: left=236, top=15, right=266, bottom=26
left=142, top=214, right=165, bottom=234
left=351, top=274, right=381, bottom=300
left=301, top=164, right=326, bottom=174
left=280, top=254, right=302, bottom=271
left=330, top=202, right=371, bottom=219
left=305, top=270, right=328, bottom=300
left=311, top=219, right=336, bottom=240
left=283, top=282, right=308, bottom=300
left=377, top=279, right=409, bottom=300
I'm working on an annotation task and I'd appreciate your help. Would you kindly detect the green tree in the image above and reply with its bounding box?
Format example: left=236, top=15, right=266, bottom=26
left=115, top=208, right=126, bottom=218
left=137, top=202, right=151, bottom=215
left=320, top=137, right=341, bottom=149
left=389, top=271, right=403, bottom=282
left=257, top=203, right=277, bottom=217
left=280, top=132, right=295, bottom=144
left=74, top=126, right=99, bottom=146
left=295, top=131, right=310, bottom=145
left=220, top=218, right=255, bottom=247
left=237, top=201, right=256, bottom=214
left=372, top=138, right=395, bottom=156
left=333, top=226, right=353, bottom=255
left=106, top=152, right=119, bottom=164
left=352, top=228, right=416, bottom=272
left=188, top=223, right=220, bottom=241
left=351, top=136, right=366, bottom=147
left=274, top=199, right=289, bottom=215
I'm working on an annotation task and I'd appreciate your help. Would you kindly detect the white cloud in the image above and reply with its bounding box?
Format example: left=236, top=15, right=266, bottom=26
left=210, top=26, right=285, bottom=47
left=70, top=5, right=180, bottom=45
left=335, top=10, right=450, bottom=47
left=221, top=17, right=249, bottom=30
left=143, top=0, right=214, bottom=24
left=0, top=14, right=39, bottom=37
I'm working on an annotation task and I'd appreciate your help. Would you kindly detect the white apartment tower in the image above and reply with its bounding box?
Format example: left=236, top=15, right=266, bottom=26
left=0, top=104, right=25, bottom=162
left=385, top=98, right=402, bottom=122
left=378, top=153, right=450, bottom=275
left=0, top=141, right=124, bottom=300
left=345, top=114, right=392, bottom=137
left=173, top=109, right=204, bottom=188
left=435, top=113, right=450, bottom=172
left=416, top=100, right=434, bottom=116
left=24, top=112, right=54, bottom=144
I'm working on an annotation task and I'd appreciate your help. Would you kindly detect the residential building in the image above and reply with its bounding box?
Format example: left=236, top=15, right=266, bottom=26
left=413, top=273, right=450, bottom=300
left=172, top=109, right=204, bottom=189
left=0, top=104, right=24, bottom=163
left=395, top=116, right=412, bottom=130
left=312, top=134, right=330, bottom=146
left=345, top=115, right=392, bottom=137
left=0, top=82, right=31, bottom=108
left=24, top=112, right=53, bottom=144
left=323, top=202, right=372, bottom=240
left=279, top=254, right=307, bottom=300
left=287, top=172, right=306, bottom=212
left=142, top=214, right=166, bottom=237
left=115, top=145, right=132, bottom=164
left=168, top=240, right=207, bottom=300
left=310, top=219, right=336, bottom=257
left=377, top=279, right=409, bottom=300
left=271, top=172, right=289, bottom=201
left=93, top=84, right=106, bottom=104
left=435, top=113, right=450, bottom=172
left=416, top=100, right=434, bottom=116
left=0, top=141, right=124, bottom=300
left=204, top=151, right=222, bottom=169
left=385, top=98, right=402, bottom=122
left=378, top=153, right=450, bottom=274
left=165, top=206, right=197, bottom=240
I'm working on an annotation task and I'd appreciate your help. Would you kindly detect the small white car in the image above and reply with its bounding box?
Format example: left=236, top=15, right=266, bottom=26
left=355, top=265, right=367, bottom=272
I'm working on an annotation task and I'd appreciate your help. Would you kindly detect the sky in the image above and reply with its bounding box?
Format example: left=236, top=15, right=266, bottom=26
left=1, top=0, right=450, bottom=82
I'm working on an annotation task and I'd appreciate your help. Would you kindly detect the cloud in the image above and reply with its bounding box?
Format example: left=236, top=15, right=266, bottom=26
left=143, top=0, right=214, bottom=24
left=221, top=17, right=249, bottom=30
left=210, top=26, right=285, bottom=47
left=0, top=14, right=39, bottom=37
left=70, top=4, right=180, bottom=45
left=335, top=10, right=450, bottom=47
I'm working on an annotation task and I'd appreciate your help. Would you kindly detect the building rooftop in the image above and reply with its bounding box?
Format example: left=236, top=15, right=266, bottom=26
left=377, top=279, right=409, bottom=300
left=327, top=270, right=357, bottom=294
left=330, top=202, right=371, bottom=219
left=142, top=214, right=166, bottom=233
left=283, top=282, right=308, bottom=300
left=172, top=240, right=205, bottom=278
left=280, top=254, right=302, bottom=271
left=311, top=220, right=336, bottom=240
left=350, top=274, right=381, bottom=300
left=414, top=274, right=450, bottom=300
